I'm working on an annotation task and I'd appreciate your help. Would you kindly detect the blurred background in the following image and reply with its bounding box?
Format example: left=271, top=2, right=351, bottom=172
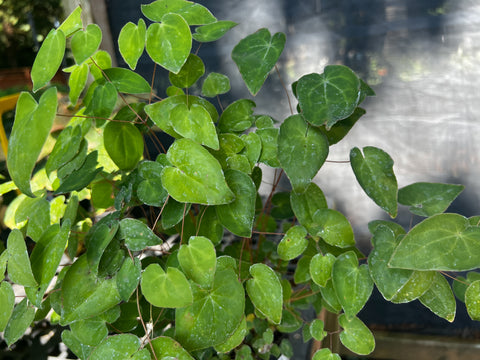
left=2, top=0, right=480, bottom=359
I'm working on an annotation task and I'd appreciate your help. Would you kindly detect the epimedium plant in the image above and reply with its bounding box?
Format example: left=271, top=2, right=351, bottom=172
left=1, top=1, right=480, bottom=359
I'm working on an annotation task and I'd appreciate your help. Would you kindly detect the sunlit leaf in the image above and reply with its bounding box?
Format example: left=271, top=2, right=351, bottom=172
left=54, top=151, right=103, bottom=194
left=202, top=72, right=230, bottom=97
left=419, top=272, right=456, bottom=322
left=137, top=161, right=168, bottom=206
left=119, top=218, right=162, bottom=251
left=104, top=121, right=144, bottom=171
left=141, top=0, right=216, bottom=25
left=169, top=54, right=205, bottom=88
left=71, top=24, right=102, bottom=64
left=290, top=182, right=328, bottom=235
left=89, top=334, right=143, bottom=360
left=339, top=315, right=375, bottom=355
left=350, top=146, right=398, bottom=218
left=466, top=280, right=480, bottom=321
left=193, top=20, right=238, bottom=42
left=15, top=196, right=50, bottom=242
left=277, top=225, right=308, bottom=261
left=103, top=68, right=151, bottom=94
left=118, top=19, right=146, bottom=70
left=232, top=28, right=285, bottom=95
left=85, top=82, right=118, bottom=119
left=214, top=316, right=247, bottom=353
left=312, top=348, right=341, bottom=360
left=312, top=209, right=355, bottom=248
left=310, top=319, right=327, bottom=341
left=58, top=6, right=83, bottom=37
left=310, top=253, right=336, bottom=287
left=178, top=236, right=216, bottom=287
left=68, top=63, right=89, bottom=105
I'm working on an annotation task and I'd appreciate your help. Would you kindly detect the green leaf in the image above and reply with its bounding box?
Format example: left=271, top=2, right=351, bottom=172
left=141, top=263, right=192, bottom=308
left=104, top=121, right=144, bottom=171
left=290, top=183, right=328, bottom=234
left=61, top=256, right=121, bottom=324
left=170, top=103, right=219, bottom=149
left=15, top=196, right=50, bottom=242
left=313, top=209, right=355, bottom=248
left=61, top=330, right=94, bottom=360
left=145, top=95, right=218, bottom=138
left=216, top=169, right=256, bottom=237
left=278, top=115, right=329, bottom=193
left=202, top=72, right=231, bottom=97
left=162, top=138, right=234, bottom=205
left=419, top=272, right=456, bottom=322
left=90, top=51, right=112, bottom=80
left=297, top=66, right=361, bottom=129
left=246, top=263, right=283, bottom=324
left=277, top=225, right=308, bottom=261
left=169, top=54, right=205, bottom=88
left=146, top=14, right=192, bottom=74
left=320, top=107, right=366, bottom=145
left=86, top=223, right=119, bottom=275
left=398, top=182, right=464, bottom=217
left=338, top=315, right=375, bottom=356
left=0, top=281, right=15, bottom=332
left=350, top=146, right=398, bottom=218
left=91, top=180, right=115, bottom=209
left=119, top=218, right=162, bottom=251
left=141, top=0, right=216, bottom=25
left=118, top=19, right=146, bottom=70
left=176, top=268, right=244, bottom=350
left=103, top=68, right=151, bottom=94
left=161, top=198, right=190, bottom=229
left=232, top=29, right=286, bottom=95
left=137, top=161, right=168, bottom=206
left=8, top=88, right=57, bottom=197
left=4, top=298, right=36, bottom=347
left=150, top=336, right=194, bottom=360
left=71, top=24, right=102, bottom=64
left=332, top=251, right=373, bottom=319
left=389, top=213, right=480, bottom=271
left=214, top=316, right=247, bottom=353
left=178, top=236, right=216, bottom=287
left=257, top=127, right=280, bottom=167
left=28, top=221, right=70, bottom=305
left=58, top=6, right=83, bottom=37
left=7, top=229, right=37, bottom=287
left=310, top=319, right=327, bottom=341
left=68, top=63, right=89, bottom=105
left=310, top=253, right=336, bottom=287
left=56, top=138, right=88, bottom=180
left=218, top=99, right=256, bottom=133
left=46, top=125, right=82, bottom=175
left=31, top=29, right=66, bottom=91
left=193, top=20, right=238, bottom=42
left=116, top=257, right=141, bottom=301
left=312, top=349, right=341, bottom=360
left=70, top=319, right=108, bottom=346
left=465, top=280, right=480, bottom=321
left=86, top=82, right=118, bottom=119
left=54, top=151, right=102, bottom=194
left=89, top=334, right=143, bottom=360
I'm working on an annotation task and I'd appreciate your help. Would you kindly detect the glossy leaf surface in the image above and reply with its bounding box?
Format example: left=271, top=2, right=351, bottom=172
left=290, top=183, right=328, bottom=234
left=162, top=138, right=234, bottom=205
left=193, top=20, right=237, bottom=42
left=246, top=263, right=283, bottom=324
left=310, top=253, right=336, bottom=287
left=350, top=146, right=398, bottom=217
left=297, top=65, right=360, bottom=129
left=389, top=213, right=480, bottom=271
left=70, top=319, right=108, bottom=346
left=150, top=336, right=194, bottom=360
left=232, top=28, right=286, bottom=95
left=202, top=72, right=230, bottom=97
left=169, top=54, right=205, bottom=88
left=178, top=236, right=216, bottom=287
left=7, top=229, right=37, bottom=287
left=68, top=63, right=89, bottom=105
left=58, top=6, right=82, bottom=37
left=339, top=315, right=375, bottom=355
left=419, top=272, right=456, bottom=322
left=176, top=268, right=244, bottom=350
left=146, top=14, right=191, bottom=73
left=71, top=24, right=102, bottom=64
left=398, top=182, right=464, bottom=217
left=116, top=257, right=141, bottom=301
left=312, top=349, right=341, bottom=360
left=277, top=225, right=308, bottom=261
left=103, top=68, right=151, bottom=94
left=277, top=115, right=329, bottom=193
left=31, top=29, right=66, bottom=91
left=8, top=88, right=57, bottom=197
left=218, top=99, right=256, bottom=133
left=119, top=218, right=162, bottom=251
left=313, top=209, right=355, bottom=248
left=118, top=19, right=146, bottom=70
left=141, top=264, right=192, bottom=308
left=137, top=161, right=168, bottom=206
left=216, top=170, right=256, bottom=237
left=89, top=334, right=142, bottom=360
left=466, top=280, right=480, bottom=320
left=141, top=0, right=216, bottom=25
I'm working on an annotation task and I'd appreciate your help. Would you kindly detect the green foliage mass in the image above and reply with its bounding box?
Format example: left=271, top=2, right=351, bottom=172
left=1, top=1, right=479, bottom=359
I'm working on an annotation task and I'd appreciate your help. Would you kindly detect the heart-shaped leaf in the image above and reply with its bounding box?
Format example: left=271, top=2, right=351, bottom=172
left=169, top=54, right=205, bottom=88
left=58, top=6, right=82, bottom=38
left=312, top=349, right=341, bottom=360
left=193, top=20, right=238, bottom=42
left=389, top=213, right=480, bottom=271
left=278, top=115, right=329, bottom=193
left=297, top=66, right=361, bottom=129
left=313, top=209, right=355, bottom=248
left=398, top=182, right=464, bottom=217
left=146, top=14, right=191, bottom=73
left=54, top=151, right=102, bottom=195
left=141, top=263, right=193, bottom=308
left=85, top=82, right=118, bottom=119
left=332, top=251, right=373, bottom=319
left=310, top=319, right=327, bottom=341
left=31, top=29, right=66, bottom=91
left=118, top=19, right=146, bottom=70
left=119, top=218, right=162, bottom=251
left=310, top=253, right=336, bottom=287
left=419, top=272, right=456, bottom=322
left=141, top=0, right=216, bottom=25
left=137, top=161, right=168, bottom=206
left=218, top=99, right=256, bottom=133
left=103, top=68, right=151, bottom=94
left=8, top=88, right=57, bottom=197
left=178, top=236, right=216, bottom=287
left=214, top=316, right=247, bottom=353
left=104, top=121, right=144, bottom=171
left=216, top=169, right=256, bottom=237
left=339, top=315, right=375, bottom=355
left=232, top=28, right=285, bottom=95
left=176, top=268, right=245, bottom=350
left=246, top=263, right=283, bottom=324
left=350, top=146, right=398, bottom=218
left=89, top=334, right=143, bottom=360
left=150, top=336, right=194, bottom=360
left=202, top=72, right=231, bottom=97
left=170, top=103, right=219, bottom=149
left=277, top=225, right=308, bottom=261
left=162, top=138, right=234, bottom=205
left=290, top=183, right=328, bottom=234
left=71, top=24, right=102, bottom=64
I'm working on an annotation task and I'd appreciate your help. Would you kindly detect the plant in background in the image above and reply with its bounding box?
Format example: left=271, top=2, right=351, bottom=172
left=1, top=1, right=479, bottom=359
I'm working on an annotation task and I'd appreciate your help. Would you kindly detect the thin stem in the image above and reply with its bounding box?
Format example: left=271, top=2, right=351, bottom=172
left=275, top=64, right=294, bottom=115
